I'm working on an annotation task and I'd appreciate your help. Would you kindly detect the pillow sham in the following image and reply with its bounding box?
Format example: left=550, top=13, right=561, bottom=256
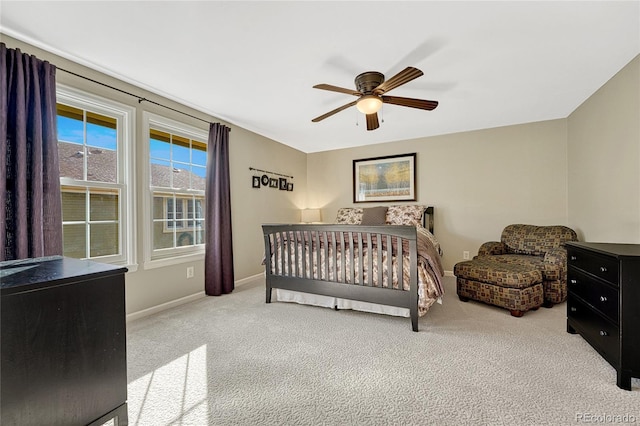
left=386, top=205, right=426, bottom=227
left=360, top=206, right=388, bottom=226
left=335, top=208, right=363, bottom=224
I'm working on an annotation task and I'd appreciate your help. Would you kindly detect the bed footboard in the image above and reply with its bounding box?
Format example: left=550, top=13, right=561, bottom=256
left=262, top=224, right=419, bottom=331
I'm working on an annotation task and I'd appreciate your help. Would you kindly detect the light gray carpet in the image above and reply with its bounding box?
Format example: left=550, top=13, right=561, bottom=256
left=126, top=276, right=640, bottom=425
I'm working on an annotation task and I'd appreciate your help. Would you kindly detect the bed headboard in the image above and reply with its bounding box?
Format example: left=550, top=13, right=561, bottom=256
left=424, top=206, right=434, bottom=234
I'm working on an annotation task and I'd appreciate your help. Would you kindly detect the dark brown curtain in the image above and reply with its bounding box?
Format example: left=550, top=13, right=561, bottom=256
left=0, top=43, right=63, bottom=261
left=205, top=123, right=234, bottom=295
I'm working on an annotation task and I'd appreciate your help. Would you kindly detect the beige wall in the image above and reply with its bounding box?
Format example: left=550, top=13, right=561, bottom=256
left=567, top=55, right=640, bottom=243
left=4, top=33, right=638, bottom=313
left=1, top=34, right=307, bottom=314
left=307, top=119, right=569, bottom=271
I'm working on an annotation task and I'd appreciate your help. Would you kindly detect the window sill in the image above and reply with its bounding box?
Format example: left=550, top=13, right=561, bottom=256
left=143, top=251, right=205, bottom=270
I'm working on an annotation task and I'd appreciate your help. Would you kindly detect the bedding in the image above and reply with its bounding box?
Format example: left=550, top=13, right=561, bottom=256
left=262, top=205, right=444, bottom=331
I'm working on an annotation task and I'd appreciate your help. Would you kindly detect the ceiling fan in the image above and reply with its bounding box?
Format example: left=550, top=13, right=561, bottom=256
left=311, top=66, right=438, bottom=131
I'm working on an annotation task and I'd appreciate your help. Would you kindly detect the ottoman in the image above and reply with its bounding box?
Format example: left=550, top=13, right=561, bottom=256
left=454, top=258, right=544, bottom=317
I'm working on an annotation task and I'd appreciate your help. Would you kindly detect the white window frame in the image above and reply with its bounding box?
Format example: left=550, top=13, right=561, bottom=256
left=143, top=112, right=208, bottom=268
left=57, top=84, right=137, bottom=270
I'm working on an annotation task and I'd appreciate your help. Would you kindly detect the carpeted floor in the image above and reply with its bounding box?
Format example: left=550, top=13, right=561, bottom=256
left=126, top=276, right=640, bottom=425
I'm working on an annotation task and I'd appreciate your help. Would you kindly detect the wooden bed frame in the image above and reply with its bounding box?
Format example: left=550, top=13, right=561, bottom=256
left=262, top=207, right=434, bottom=331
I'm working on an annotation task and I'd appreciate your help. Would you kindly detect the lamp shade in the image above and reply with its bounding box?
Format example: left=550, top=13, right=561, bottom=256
left=356, top=95, right=383, bottom=114
left=301, top=208, right=321, bottom=223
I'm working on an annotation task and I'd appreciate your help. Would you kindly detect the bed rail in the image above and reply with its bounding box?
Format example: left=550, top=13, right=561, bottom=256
left=262, top=224, right=419, bottom=331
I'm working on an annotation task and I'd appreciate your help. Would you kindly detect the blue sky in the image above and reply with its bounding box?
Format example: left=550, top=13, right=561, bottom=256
left=58, top=115, right=207, bottom=178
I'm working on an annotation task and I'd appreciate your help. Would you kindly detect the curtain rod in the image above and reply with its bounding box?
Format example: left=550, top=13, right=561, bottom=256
left=57, top=67, right=225, bottom=129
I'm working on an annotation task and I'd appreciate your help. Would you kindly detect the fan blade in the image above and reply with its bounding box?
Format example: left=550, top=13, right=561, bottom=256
left=382, top=95, right=438, bottom=110
left=373, top=67, right=423, bottom=95
left=312, top=100, right=357, bottom=122
left=366, top=113, right=379, bottom=131
left=313, top=84, right=360, bottom=96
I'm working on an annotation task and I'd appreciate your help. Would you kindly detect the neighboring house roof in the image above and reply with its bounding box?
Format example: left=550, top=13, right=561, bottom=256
left=58, top=141, right=206, bottom=190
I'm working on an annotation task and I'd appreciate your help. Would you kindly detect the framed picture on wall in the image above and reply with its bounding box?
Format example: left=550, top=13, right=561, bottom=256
left=279, top=177, right=288, bottom=190
left=287, top=183, right=294, bottom=191
left=269, top=178, right=278, bottom=188
left=353, top=153, right=416, bottom=203
left=252, top=176, right=261, bottom=188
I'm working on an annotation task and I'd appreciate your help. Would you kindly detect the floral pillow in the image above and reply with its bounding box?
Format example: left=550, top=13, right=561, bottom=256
left=335, top=208, right=363, bottom=224
left=386, top=205, right=426, bottom=227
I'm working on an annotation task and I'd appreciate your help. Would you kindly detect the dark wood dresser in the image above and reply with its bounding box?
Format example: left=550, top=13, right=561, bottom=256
left=1, top=256, right=128, bottom=425
left=566, top=242, right=640, bottom=390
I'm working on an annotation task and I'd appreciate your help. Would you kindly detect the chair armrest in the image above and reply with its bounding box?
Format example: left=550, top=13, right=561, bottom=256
left=543, top=247, right=569, bottom=282
left=478, top=241, right=506, bottom=256
left=543, top=247, right=567, bottom=265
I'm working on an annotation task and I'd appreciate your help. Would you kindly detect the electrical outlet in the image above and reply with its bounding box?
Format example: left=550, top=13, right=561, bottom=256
left=186, top=266, right=194, bottom=279
left=463, top=251, right=470, bottom=260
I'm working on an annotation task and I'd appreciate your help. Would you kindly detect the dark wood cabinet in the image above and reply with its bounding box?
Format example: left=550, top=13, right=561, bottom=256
left=1, top=256, right=128, bottom=425
left=566, top=242, right=640, bottom=390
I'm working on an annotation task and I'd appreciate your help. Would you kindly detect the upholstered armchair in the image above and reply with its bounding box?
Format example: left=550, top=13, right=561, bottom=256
left=476, top=224, right=578, bottom=306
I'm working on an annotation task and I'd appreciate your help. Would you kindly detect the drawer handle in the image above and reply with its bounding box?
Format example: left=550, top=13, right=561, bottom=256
left=570, top=279, right=578, bottom=284
left=599, top=330, right=609, bottom=337
left=600, top=296, right=607, bottom=302
left=570, top=307, right=577, bottom=312
left=570, top=255, right=577, bottom=261
left=600, top=266, right=607, bottom=273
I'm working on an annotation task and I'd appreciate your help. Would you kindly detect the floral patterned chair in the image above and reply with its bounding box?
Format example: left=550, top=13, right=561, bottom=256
left=474, top=224, right=579, bottom=306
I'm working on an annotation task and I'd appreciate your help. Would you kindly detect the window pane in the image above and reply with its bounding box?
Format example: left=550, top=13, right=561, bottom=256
left=57, top=104, right=84, bottom=145
left=90, top=190, right=119, bottom=221
left=194, top=199, right=204, bottom=219
left=90, top=223, right=119, bottom=257
left=63, top=223, right=86, bottom=258
left=86, top=111, right=117, bottom=151
left=150, top=134, right=171, bottom=161
left=177, top=231, right=194, bottom=247
left=62, top=189, right=86, bottom=221
left=153, top=221, right=174, bottom=249
left=86, top=147, right=117, bottom=183
left=195, top=227, right=205, bottom=245
left=171, top=163, right=191, bottom=189
left=153, top=195, right=168, bottom=220
left=151, top=160, right=172, bottom=187
left=192, top=144, right=207, bottom=167
left=58, top=144, right=86, bottom=180
left=174, top=199, right=184, bottom=229
left=172, top=136, right=190, bottom=163
left=191, top=166, right=206, bottom=190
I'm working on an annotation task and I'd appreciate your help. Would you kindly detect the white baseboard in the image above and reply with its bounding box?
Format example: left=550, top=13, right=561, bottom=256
left=126, top=272, right=265, bottom=323
left=235, top=272, right=265, bottom=287
left=127, top=291, right=205, bottom=323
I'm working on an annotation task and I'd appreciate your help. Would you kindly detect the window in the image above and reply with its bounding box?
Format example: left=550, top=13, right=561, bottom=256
left=145, top=113, right=207, bottom=262
left=56, top=86, right=135, bottom=266
left=163, top=197, right=204, bottom=232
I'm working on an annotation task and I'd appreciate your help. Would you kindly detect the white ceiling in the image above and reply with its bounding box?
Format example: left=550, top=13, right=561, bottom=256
left=1, top=1, right=639, bottom=153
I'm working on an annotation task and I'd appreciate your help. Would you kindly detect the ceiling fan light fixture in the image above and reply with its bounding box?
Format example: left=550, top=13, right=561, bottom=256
left=356, top=95, right=383, bottom=114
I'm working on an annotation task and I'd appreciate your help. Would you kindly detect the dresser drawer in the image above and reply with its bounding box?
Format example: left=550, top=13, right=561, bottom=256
left=568, top=268, right=619, bottom=322
left=567, top=249, right=619, bottom=285
left=568, top=296, right=620, bottom=364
